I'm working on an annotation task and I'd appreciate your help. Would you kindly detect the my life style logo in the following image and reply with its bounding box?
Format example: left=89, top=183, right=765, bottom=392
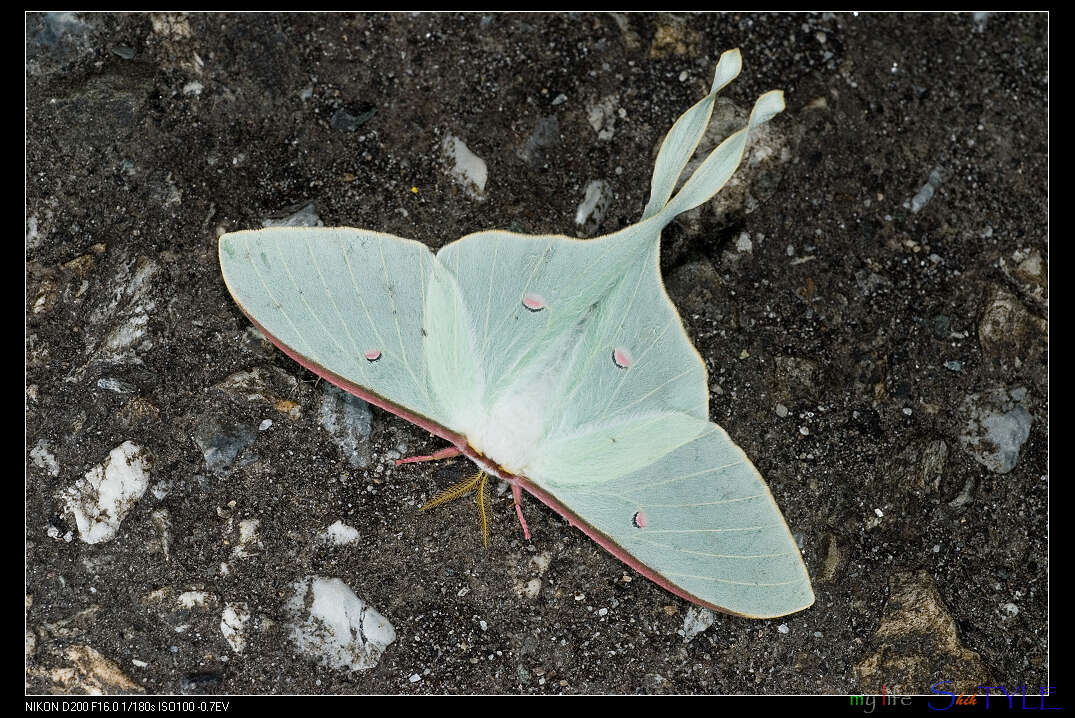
left=849, top=683, right=1061, bottom=712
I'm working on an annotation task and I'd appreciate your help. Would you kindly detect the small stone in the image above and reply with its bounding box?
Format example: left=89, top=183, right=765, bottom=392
left=919, top=440, right=949, bottom=492
left=118, top=397, right=160, bottom=425
left=574, top=180, right=612, bottom=233
left=855, top=571, right=990, bottom=695
left=285, top=576, right=396, bottom=672
left=193, top=418, right=257, bottom=474
left=330, top=104, right=376, bottom=132
left=517, top=115, right=560, bottom=164
left=959, top=388, right=1032, bottom=474
left=681, top=606, right=715, bottom=641
left=232, top=519, right=262, bottom=558
left=59, top=441, right=151, bottom=544
left=586, top=95, right=619, bottom=140
left=441, top=135, right=487, bottom=199
left=318, top=384, right=373, bottom=468
left=519, top=578, right=542, bottom=599
left=262, top=202, right=323, bottom=228
left=948, top=477, right=977, bottom=509
left=978, top=287, right=1046, bottom=368
left=318, top=521, right=359, bottom=545
left=649, top=16, right=700, bottom=57
left=221, top=603, right=251, bottom=654
left=31, top=439, right=60, bottom=477
left=177, top=590, right=211, bottom=609
left=735, top=232, right=753, bottom=253
left=906, top=166, right=946, bottom=213
left=96, top=377, right=137, bottom=393
left=774, top=356, right=819, bottom=402
left=818, top=534, right=842, bottom=583
left=26, top=644, right=144, bottom=694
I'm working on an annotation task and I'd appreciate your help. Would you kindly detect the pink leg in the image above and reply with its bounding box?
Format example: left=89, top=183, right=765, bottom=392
left=395, top=446, right=462, bottom=466
left=512, top=484, right=531, bottom=540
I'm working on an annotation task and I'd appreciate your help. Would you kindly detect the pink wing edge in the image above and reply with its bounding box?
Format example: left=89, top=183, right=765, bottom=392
left=238, top=308, right=755, bottom=618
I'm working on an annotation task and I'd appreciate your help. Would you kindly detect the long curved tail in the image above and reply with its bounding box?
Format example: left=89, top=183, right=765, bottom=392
left=642, top=49, right=785, bottom=228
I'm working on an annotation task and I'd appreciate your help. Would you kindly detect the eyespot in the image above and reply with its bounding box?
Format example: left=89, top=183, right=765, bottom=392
left=612, top=347, right=633, bottom=369
left=364, top=350, right=382, bottom=362
left=632, top=511, right=647, bottom=529
left=522, top=293, right=546, bottom=312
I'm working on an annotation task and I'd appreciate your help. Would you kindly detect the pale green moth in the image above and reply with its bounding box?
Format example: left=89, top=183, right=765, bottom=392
left=219, top=49, right=814, bottom=618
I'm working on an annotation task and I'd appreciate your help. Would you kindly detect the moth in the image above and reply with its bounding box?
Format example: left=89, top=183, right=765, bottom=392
left=219, top=49, right=814, bottom=618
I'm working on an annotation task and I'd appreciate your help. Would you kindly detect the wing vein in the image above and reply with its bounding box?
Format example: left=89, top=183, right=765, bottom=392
left=378, top=240, right=434, bottom=405
left=621, top=456, right=747, bottom=495
left=342, top=238, right=392, bottom=361
left=243, top=240, right=317, bottom=358
left=305, top=236, right=363, bottom=358
left=626, top=534, right=799, bottom=560
left=275, top=240, right=353, bottom=362
left=662, top=572, right=807, bottom=587
left=643, top=523, right=786, bottom=534
left=479, top=240, right=500, bottom=358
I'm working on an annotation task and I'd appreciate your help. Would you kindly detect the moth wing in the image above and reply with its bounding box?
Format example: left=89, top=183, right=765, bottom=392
left=435, top=221, right=708, bottom=431
left=218, top=227, right=464, bottom=431
left=529, top=413, right=814, bottom=618
left=540, top=227, right=710, bottom=437
left=435, top=228, right=649, bottom=400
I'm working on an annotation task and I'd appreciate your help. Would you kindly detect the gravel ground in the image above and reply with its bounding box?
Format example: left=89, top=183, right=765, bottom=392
left=26, top=12, right=1048, bottom=694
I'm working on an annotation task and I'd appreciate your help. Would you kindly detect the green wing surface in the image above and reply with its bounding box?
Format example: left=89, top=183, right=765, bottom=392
left=219, top=227, right=451, bottom=428
left=533, top=413, right=814, bottom=618
left=434, top=222, right=708, bottom=440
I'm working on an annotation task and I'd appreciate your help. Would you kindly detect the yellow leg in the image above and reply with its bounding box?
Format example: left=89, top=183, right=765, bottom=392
left=477, top=472, right=490, bottom=548
left=420, top=471, right=492, bottom=548
left=420, top=471, right=483, bottom=510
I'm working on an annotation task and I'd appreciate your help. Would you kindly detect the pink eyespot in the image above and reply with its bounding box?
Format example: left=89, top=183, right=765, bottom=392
left=522, top=293, right=546, bottom=312
left=364, top=350, right=382, bottom=362
left=632, top=511, right=647, bottom=529
left=612, top=347, right=633, bottom=369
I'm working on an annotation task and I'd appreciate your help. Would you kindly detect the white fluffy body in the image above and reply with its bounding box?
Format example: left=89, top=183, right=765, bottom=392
left=458, top=317, right=588, bottom=477
left=464, top=373, right=552, bottom=477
